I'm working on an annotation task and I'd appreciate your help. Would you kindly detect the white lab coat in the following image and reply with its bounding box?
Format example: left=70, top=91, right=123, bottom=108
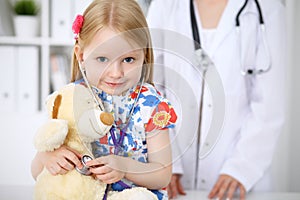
left=147, top=0, right=286, bottom=192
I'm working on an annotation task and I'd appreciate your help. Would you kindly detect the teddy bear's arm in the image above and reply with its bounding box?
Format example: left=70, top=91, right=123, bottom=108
left=34, top=119, right=68, bottom=152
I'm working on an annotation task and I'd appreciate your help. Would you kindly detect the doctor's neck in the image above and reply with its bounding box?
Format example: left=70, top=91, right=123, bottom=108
left=195, top=0, right=228, bottom=29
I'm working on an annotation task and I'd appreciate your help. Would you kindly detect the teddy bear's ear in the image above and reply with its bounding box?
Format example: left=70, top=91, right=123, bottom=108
left=45, top=91, right=60, bottom=118
left=52, top=94, right=62, bottom=119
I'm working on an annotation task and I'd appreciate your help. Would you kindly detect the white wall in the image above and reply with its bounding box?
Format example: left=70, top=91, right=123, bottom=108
left=0, top=112, right=47, bottom=186
left=286, top=0, right=300, bottom=192
left=272, top=0, right=300, bottom=192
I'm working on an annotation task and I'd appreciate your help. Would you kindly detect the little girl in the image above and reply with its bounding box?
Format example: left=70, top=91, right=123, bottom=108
left=31, top=0, right=177, bottom=199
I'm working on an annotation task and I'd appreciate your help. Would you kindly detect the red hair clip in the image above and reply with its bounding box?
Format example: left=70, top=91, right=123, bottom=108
left=72, top=15, right=84, bottom=40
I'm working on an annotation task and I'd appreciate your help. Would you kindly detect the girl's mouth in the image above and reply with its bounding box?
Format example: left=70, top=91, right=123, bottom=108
left=105, top=82, right=124, bottom=88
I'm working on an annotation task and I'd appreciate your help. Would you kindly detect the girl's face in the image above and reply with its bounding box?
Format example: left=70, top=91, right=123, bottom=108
left=76, top=27, right=144, bottom=95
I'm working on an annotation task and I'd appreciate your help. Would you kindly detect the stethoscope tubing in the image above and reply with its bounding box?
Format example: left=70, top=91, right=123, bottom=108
left=236, top=0, right=271, bottom=75
left=78, top=61, right=105, bottom=111
left=236, top=0, right=264, bottom=27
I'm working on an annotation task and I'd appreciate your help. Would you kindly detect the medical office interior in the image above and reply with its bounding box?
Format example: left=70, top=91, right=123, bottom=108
left=0, top=0, right=299, bottom=196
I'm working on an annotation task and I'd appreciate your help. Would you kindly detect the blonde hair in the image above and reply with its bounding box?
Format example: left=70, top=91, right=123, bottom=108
left=70, top=0, right=153, bottom=84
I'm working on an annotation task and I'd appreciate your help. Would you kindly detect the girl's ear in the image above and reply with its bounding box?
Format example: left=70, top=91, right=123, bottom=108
left=74, top=44, right=84, bottom=62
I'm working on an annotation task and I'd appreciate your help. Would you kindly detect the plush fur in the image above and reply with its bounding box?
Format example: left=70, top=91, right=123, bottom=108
left=33, top=83, right=157, bottom=200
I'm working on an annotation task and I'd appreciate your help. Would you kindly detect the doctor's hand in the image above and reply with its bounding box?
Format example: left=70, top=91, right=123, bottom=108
left=167, top=174, right=186, bottom=199
left=87, top=154, right=126, bottom=184
left=40, top=145, right=82, bottom=175
left=208, top=174, right=246, bottom=200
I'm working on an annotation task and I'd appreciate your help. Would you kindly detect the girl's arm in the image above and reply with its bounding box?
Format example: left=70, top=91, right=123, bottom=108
left=87, top=129, right=172, bottom=189
left=31, top=152, right=45, bottom=179
left=31, top=145, right=82, bottom=180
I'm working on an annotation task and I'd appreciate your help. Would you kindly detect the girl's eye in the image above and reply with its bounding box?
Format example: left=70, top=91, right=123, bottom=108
left=97, top=57, right=108, bottom=62
left=123, top=57, right=135, bottom=63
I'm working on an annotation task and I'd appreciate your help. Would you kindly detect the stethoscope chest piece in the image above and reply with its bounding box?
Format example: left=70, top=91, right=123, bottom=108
left=75, top=155, right=93, bottom=176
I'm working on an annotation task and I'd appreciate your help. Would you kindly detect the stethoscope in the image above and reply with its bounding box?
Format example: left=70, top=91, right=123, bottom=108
left=190, top=0, right=272, bottom=76
left=76, top=60, right=144, bottom=199
left=75, top=60, right=144, bottom=173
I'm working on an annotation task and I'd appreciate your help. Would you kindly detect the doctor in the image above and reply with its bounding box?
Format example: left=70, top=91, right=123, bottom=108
left=147, top=0, right=286, bottom=199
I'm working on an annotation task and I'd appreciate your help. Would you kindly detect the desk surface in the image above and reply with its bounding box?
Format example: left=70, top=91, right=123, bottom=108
left=177, top=190, right=300, bottom=200
left=1, top=185, right=300, bottom=200
left=0, top=185, right=33, bottom=199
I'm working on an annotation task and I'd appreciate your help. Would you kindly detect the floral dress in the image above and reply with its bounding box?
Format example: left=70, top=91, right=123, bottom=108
left=87, top=81, right=177, bottom=200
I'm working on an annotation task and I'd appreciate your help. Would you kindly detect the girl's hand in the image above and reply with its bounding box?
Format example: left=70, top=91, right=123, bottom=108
left=87, top=154, right=126, bottom=184
left=39, top=145, right=82, bottom=175
left=208, top=174, right=246, bottom=200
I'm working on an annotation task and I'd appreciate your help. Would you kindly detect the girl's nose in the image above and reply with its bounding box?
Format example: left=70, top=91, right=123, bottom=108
left=107, top=61, right=124, bottom=78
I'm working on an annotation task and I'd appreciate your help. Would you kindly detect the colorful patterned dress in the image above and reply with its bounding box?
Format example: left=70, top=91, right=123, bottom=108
left=88, top=82, right=177, bottom=200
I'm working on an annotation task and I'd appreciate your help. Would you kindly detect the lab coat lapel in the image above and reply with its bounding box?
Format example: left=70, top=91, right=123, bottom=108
left=206, top=0, right=244, bottom=57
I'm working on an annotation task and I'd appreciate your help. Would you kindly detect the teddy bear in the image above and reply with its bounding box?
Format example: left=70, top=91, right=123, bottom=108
left=33, top=83, right=158, bottom=200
